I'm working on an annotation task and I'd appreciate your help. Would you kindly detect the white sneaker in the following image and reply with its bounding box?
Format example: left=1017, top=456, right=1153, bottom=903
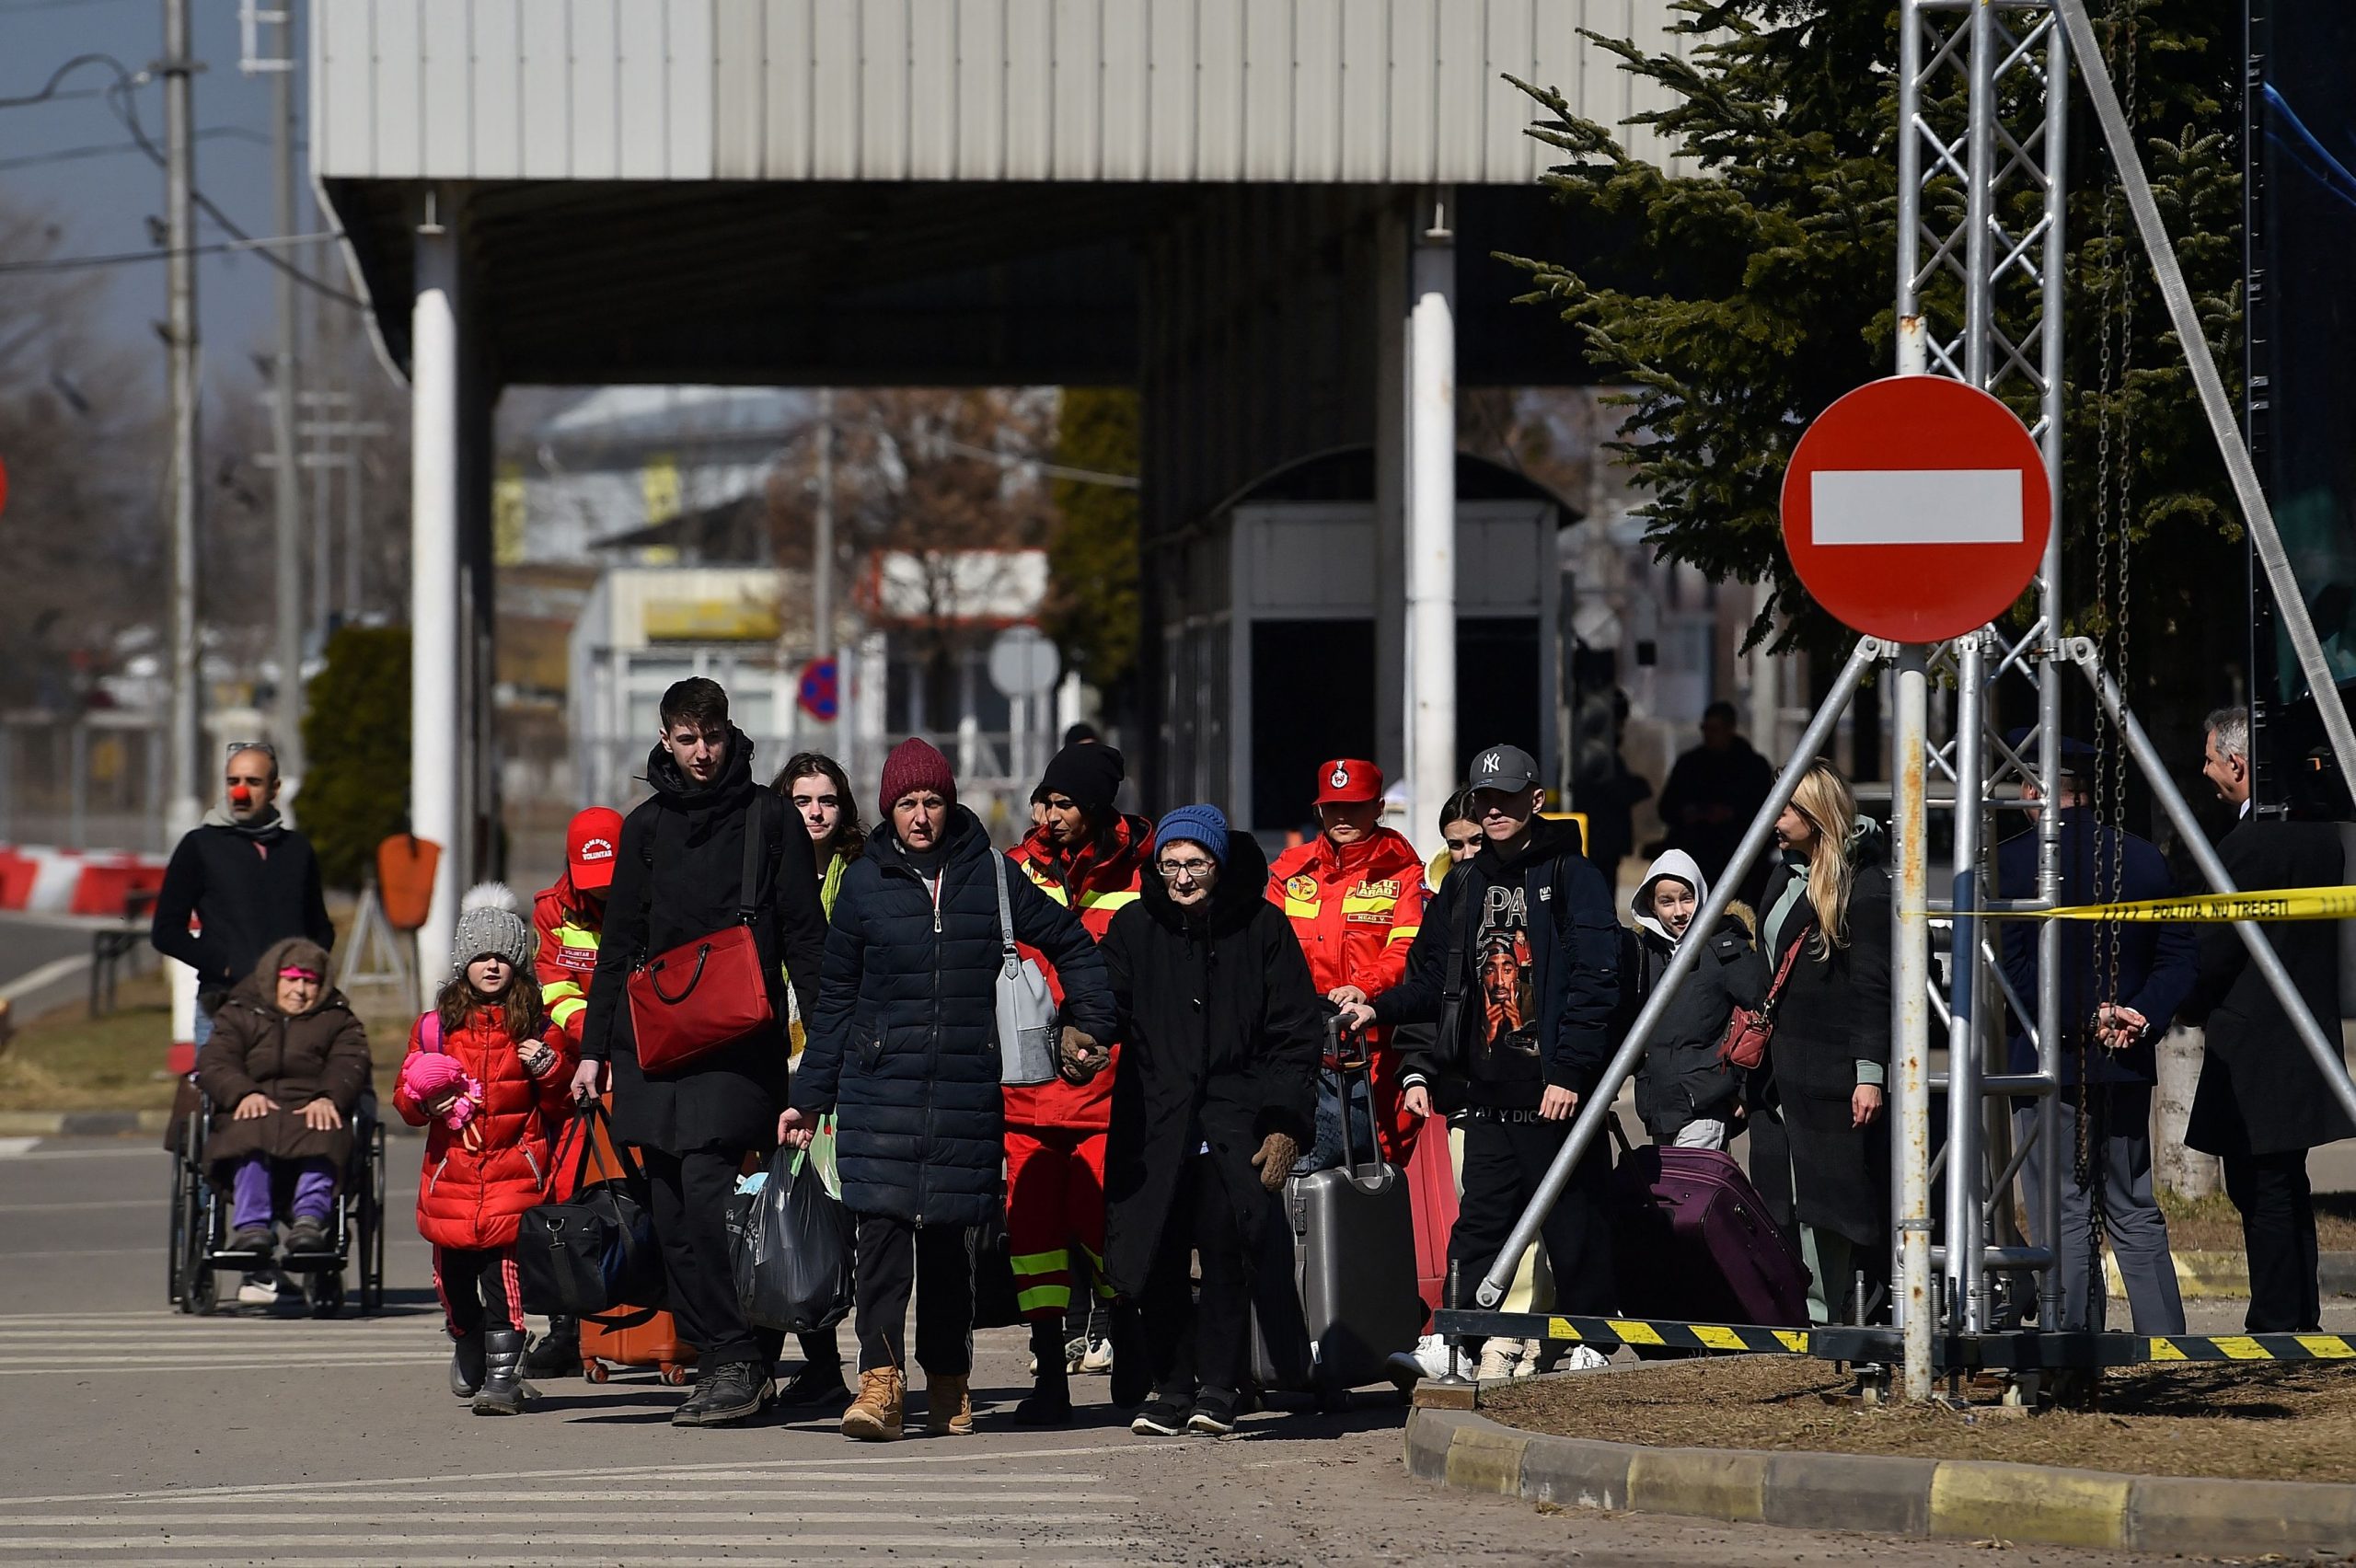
left=1411, top=1333, right=1455, bottom=1379
left=1564, top=1344, right=1610, bottom=1372
left=1475, top=1343, right=1519, bottom=1380
left=236, top=1272, right=279, bottom=1306
left=1510, top=1338, right=1544, bottom=1378
left=1063, top=1335, right=1088, bottom=1374
left=1080, top=1335, right=1114, bottom=1375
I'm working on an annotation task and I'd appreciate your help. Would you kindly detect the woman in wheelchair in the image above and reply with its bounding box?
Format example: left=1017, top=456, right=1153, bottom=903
left=193, top=937, right=373, bottom=1257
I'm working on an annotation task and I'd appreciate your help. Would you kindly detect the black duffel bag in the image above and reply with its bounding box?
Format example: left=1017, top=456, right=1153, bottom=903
left=517, top=1103, right=666, bottom=1320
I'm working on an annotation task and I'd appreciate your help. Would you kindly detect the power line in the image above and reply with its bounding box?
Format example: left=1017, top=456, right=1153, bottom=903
left=0, top=0, right=143, bottom=14
left=0, top=124, right=267, bottom=173
left=1, top=52, right=368, bottom=310
left=0, top=231, right=341, bottom=277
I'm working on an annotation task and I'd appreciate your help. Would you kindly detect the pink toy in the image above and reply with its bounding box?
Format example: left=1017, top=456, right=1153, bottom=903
left=398, top=1050, right=484, bottom=1133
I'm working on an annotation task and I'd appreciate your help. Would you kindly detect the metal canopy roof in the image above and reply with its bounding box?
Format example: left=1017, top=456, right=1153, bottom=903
left=315, top=2, right=1684, bottom=386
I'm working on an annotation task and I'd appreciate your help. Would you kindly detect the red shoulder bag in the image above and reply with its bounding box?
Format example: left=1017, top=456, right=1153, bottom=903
left=626, top=804, right=776, bottom=1075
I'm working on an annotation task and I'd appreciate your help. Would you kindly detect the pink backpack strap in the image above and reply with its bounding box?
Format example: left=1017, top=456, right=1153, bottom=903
left=418, top=1009, right=443, bottom=1054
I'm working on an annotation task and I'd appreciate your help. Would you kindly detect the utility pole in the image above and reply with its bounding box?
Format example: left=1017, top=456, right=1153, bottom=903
left=162, top=0, right=202, bottom=838
left=251, top=3, right=303, bottom=782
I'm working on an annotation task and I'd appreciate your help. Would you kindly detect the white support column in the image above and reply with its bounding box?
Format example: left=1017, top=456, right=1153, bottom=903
left=410, top=195, right=462, bottom=1009
left=1372, top=202, right=1411, bottom=815
left=1404, top=193, right=1457, bottom=846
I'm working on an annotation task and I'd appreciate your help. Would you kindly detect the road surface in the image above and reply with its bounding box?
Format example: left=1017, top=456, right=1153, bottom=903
left=0, top=1135, right=2270, bottom=1565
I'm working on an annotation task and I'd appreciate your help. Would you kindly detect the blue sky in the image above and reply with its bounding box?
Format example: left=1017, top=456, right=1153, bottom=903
left=2, top=0, right=329, bottom=381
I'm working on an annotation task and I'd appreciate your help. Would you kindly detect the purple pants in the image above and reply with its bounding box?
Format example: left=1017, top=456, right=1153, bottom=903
left=230, top=1152, right=337, bottom=1229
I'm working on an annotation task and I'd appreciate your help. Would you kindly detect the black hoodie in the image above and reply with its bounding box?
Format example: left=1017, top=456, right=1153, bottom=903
left=1375, top=814, right=1622, bottom=1111
left=579, top=726, right=829, bottom=1153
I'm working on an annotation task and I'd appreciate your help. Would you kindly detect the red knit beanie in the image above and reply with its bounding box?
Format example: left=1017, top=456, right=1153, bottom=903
left=878, top=737, right=957, bottom=822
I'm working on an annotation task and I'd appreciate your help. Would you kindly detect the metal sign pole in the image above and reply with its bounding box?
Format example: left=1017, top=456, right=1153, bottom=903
left=1894, top=646, right=1935, bottom=1401
left=1473, top=637, right=1883, bottom=1309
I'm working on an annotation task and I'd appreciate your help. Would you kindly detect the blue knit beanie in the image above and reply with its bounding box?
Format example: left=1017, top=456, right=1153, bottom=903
left=1154, top=803, right=1230, bottom=867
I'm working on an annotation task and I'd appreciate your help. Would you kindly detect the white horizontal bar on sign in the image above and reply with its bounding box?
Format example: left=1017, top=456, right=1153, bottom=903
left=1810, top=468, right=2024, bottom=546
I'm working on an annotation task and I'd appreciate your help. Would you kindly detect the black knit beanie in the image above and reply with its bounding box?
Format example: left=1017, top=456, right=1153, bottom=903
left=1038, top=742, right=1125, bottom=819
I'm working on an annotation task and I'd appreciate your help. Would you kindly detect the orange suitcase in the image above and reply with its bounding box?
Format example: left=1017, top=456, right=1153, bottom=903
left=579, top=1306, right=697, bottom=1385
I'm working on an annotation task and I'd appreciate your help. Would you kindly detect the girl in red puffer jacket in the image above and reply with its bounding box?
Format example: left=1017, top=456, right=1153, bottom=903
left=394, top=885, right=574, bottom=1416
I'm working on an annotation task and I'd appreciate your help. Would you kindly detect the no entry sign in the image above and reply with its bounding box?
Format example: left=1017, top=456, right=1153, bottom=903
left=1780, top=376, right=2050, bottom=643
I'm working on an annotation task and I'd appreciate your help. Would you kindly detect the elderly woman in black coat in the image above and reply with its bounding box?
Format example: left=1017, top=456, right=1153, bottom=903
left=1749, top=758, right=1892, bottom=1325
left=786, top=739, right=1114, bottom=1444
left=1084, top=803, right=1322, bottom=1439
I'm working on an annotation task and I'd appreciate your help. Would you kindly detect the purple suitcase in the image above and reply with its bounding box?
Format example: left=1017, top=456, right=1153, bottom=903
left=1609, top=1143, right=1810, bottom=1327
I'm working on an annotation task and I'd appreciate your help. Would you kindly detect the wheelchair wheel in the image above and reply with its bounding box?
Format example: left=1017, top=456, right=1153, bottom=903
left=306, top=1268, right=345, bottom=1319
left=166, top=1147, right=191, bottom=1308
left=359, top=1120, right=387, bottom=1315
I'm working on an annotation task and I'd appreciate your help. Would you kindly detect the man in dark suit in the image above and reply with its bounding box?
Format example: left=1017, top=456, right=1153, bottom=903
left=1996, top=739, right=2196, bottom=1334
left=2178, top=707, right=2354, bottom=1332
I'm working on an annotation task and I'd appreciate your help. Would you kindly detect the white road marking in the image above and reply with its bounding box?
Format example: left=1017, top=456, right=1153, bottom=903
left=0, top=951, right=92, bottom=1000
left=0, top=1199, right=159, bottom=1212
left=0, top=1444, right=1144, bottom=1505
left=0, top=1532, right=1154, bottom=1552
left=0, top=1145, right=164, bottom=1160
left=55, top=1558, right=1148, bottom=1568
left=0, top=1138, right=39, bottom=1159
left=0, top=1346, right=449, bottom=1365
left=0, top=1503, right=1139, bottom=1526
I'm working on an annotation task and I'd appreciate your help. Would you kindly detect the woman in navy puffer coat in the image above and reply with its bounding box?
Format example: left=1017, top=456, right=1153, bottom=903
left=788, top=740, right=1114, bottom=1438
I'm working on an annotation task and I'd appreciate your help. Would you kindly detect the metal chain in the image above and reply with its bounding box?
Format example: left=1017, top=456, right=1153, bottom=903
left=2083, top=0, right=2142, bottom=1291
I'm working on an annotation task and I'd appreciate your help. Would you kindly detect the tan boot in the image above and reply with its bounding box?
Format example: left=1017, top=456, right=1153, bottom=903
left=840, top=1366, right=905, bottom=1442
left=925, top=1373, right=975, bottom=1435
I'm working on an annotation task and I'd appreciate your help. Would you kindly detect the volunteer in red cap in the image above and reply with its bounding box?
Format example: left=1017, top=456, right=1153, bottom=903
left=1266, top=758, right=1430, bottom=1162
left=519, top=803, right=622, bottom=1380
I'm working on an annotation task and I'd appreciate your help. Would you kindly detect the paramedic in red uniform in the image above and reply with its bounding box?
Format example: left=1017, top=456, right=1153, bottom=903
left=1269, top=759, right=1428, bottom=1165
left=519, top=805, right=621, bottom=1378
left=1003, top=741, right=1153, bottom=1424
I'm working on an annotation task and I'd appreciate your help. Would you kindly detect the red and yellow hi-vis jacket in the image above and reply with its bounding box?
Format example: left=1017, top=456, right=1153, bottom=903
left=1265, top=826, right=1427, bottom=1003
left=1003, top=813, right=1153, bottom=1130
left=531, top=876, right=605, bottom=1049
left=1266, top=826, right=1429, bottom=1163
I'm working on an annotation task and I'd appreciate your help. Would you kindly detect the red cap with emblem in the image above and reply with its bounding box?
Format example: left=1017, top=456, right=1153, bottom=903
left=566, top=806, right=625, bottom=891
left=1313, top=758, right=1382, bottom=805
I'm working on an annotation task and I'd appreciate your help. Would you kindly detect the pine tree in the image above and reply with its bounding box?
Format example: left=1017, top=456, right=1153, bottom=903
left=1503, top=0, right=2245, bottom=679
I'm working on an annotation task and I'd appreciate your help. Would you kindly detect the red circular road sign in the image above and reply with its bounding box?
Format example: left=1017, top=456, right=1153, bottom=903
left=1780, top=376, right=2050, bottom=643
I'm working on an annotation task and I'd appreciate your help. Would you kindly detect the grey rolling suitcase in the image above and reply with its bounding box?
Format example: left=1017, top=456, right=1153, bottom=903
left=1253, top=1027, right=1425, bottom=1407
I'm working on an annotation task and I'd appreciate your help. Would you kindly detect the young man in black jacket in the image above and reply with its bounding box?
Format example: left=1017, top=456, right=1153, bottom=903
left=573, top=678, right=828, bottom=1428
left=1339, top=744, right=1623, bottom=1332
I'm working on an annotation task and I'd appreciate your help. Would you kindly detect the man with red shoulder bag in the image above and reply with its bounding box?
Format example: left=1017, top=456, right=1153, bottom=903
left=572, top=678, right=827, bottom=1429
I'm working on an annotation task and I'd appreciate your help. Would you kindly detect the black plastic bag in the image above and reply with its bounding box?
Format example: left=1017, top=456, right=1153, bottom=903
left=733, top=1144, right=853, bottom=1333
left=969, top=1210, right=1024, bottom=1331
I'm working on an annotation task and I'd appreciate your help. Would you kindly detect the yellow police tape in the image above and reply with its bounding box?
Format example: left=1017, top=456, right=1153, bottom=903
left=1977, top=885, right=2356, bottom=923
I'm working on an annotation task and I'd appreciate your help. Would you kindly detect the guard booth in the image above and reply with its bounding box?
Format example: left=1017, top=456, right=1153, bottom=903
left=1157, top=450, right=1571, bottom=839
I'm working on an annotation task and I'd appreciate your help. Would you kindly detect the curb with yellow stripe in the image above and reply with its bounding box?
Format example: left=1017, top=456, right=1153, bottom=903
left=1434, top=1307, right=2356, bottom=1365
left=1404, top=1406, right=2356, bottom=1556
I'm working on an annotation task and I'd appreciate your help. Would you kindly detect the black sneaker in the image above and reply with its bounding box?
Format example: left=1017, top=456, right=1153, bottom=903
left=674, top=1359, right=770, bottom=1428
left=774, top=1358, right=849, bottom=1410
left=1186, top=1389, right=1240, bottom=1436
left=1129, top=1395, right=1192, bottom=1436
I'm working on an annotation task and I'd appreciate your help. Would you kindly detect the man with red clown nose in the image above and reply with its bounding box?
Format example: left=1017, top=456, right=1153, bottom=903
left=152, top=742, right=335, bottom=1050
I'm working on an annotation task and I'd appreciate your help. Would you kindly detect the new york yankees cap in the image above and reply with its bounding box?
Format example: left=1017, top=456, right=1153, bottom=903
left=1466, top=744, right=1540, bottom=794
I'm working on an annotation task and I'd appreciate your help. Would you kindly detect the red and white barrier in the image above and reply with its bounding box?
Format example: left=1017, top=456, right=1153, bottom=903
left=0, top=844, right=169, bottom=917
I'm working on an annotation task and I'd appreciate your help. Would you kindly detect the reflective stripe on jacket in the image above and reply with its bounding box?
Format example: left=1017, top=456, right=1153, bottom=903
left=531, top=878, right=604, bottom=1047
